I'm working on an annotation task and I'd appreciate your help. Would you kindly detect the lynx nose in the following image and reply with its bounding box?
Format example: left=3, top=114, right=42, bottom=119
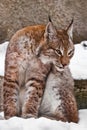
left=62, top=63, right=67, bottom=67
left=61, top=57, right=69, bottom=67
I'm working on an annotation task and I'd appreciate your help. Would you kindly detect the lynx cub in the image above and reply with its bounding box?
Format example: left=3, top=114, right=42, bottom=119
left=3, top=18, right=78, bottom=122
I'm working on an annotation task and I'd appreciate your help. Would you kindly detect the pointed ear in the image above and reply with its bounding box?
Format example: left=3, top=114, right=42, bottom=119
left=44, top=20, right=57, bottom=42
left=66, top=19, right=73, bottom=39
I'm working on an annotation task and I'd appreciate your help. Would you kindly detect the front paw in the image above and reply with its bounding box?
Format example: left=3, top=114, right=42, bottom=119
left=4, top=107, right=18, bottom=119
left=21, top=113, right=37, bottom=119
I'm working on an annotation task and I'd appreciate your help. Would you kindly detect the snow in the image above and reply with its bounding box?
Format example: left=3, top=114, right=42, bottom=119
left=0, top=41, right=9, bottom=76
left=69, top=41, right=87, bottom=79
left=0, top=109, right=87, bottom=130
left=0, top=41, right=87, bottom=79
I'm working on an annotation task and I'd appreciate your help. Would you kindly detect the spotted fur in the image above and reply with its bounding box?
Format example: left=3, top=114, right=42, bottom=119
left=3, top=19, right=78, bottom=122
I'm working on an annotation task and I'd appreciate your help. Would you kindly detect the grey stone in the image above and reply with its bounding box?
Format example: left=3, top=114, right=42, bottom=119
left=0, top=0, right=87, bottom=44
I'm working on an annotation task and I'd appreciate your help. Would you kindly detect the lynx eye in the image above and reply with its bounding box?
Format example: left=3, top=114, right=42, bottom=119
left=68, top=49, right=74, bottom=57
left=55, top=49, right=62, bottom=56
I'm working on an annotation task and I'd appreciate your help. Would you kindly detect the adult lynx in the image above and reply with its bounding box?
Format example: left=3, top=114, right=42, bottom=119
left=3, top=18, right=78, bottom=122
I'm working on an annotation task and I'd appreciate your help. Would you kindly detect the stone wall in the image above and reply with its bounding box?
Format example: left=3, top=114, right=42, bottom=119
left=0, top=0, right=87, bottom=44
left=75, top=80, right=87, bottom=109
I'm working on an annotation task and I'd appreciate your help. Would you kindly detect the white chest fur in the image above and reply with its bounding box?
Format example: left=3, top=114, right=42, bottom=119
left=39, top=67, right=74, bottom=116
left=40, top=72, right=62, bottom=114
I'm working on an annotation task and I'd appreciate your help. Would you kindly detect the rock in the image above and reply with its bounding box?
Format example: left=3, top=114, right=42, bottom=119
left=0, top=0, right=87, bottom=44
left=74, top=80, right=87, bottom=109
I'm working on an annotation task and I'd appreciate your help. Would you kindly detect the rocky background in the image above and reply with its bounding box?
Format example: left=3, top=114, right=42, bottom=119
left=75, top=80, right=87, bottom=109
left=0, top=0, right=87, bottom=44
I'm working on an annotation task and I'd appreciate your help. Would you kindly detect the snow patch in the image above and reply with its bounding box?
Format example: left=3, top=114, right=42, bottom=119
left=0, top=110, right=87, bottom=130
left=69, top=41, right=87, bottom=79
left=0, top=41, right=9, bottom=76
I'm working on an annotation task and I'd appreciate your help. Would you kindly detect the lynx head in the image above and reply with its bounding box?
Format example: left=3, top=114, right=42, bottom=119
left=38, top=18, right=74, bottom=72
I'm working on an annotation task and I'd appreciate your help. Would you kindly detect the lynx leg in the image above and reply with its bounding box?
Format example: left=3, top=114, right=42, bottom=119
left=59, top=89, right=79, bottom=123
left=4, top=79, right=19, bottom=119
left=64, top=94, right=79, bottom=123
left=21, top=59, right=51, bottom=118
left=3, top=53, right=19, bottom=119
left=22, top=79, right=45, bottom=118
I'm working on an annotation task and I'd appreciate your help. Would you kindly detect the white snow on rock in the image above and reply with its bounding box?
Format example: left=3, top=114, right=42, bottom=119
left=0, top=41, right=9, bottom=76
left=69, top=41, right=87, bottom=79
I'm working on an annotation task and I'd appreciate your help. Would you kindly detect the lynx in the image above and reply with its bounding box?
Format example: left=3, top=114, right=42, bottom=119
left=3, top=18, right=78, bottom=122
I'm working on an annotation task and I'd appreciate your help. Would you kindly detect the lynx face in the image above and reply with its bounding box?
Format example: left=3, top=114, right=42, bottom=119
left=39, top=20, right=74, bottom=72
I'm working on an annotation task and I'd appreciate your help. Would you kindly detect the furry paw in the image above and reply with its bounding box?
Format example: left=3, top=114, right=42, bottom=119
left=21, top=113, right=37, bottom=119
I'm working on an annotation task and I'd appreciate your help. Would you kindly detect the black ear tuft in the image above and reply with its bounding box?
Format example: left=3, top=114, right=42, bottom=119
left=66, top=19, right=74, bottom=39
left=66, top=19, right=74, bottom=31
left=48, top=15, right=52, bottom=22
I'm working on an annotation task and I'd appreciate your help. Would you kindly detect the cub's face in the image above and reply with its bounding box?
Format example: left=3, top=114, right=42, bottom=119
left=39, top=20, right=74, bottom=72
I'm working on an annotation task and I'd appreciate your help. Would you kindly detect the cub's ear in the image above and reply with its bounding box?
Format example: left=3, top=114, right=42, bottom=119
left=44, top=18, right=57, bottom=42
left=66, top=19, right=73, bottom=40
